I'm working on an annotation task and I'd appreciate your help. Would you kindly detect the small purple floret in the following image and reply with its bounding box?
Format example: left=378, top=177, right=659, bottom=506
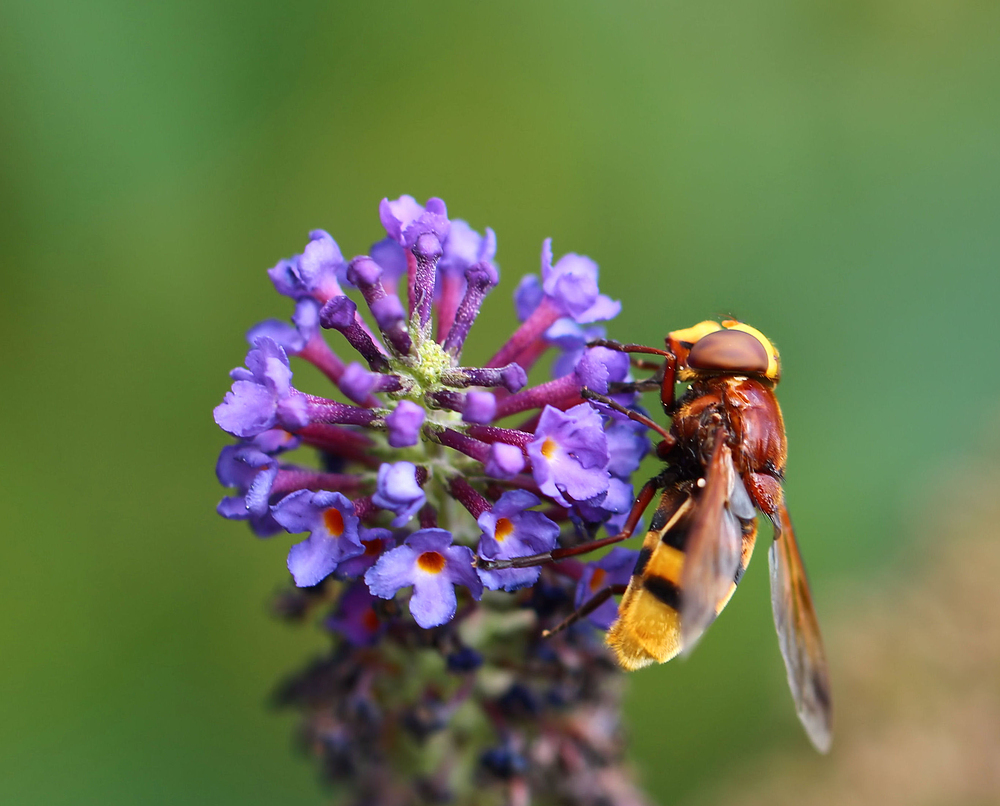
left=214, top=338, right=293, bottom=438
left=325, top=581, right=384, bottom=646
left=462, top=391, right=496, bottom=425
left=476, top=491, right=560, bottom=592
left=527, top=404, right=610, bottom=507
left=575, top=548, right=639, bottom=629
left=267, top=230, right=344, bottom=302
left=386, top=401, right=425, bottom=448
left=272, top=490, right=364, bottom=587
left=336, top=528, right=395, bottom=579
left=339, top=363, right=378, bottom=405
left=573, top=347, right=630, bottom=394
left=216, top=444, right=282, bottom=535
left=439, top=220, right=497, bottom=278
left=514, top=275, right=544, bottom=322
left=540, top=238, right=621, bottom=324
left=605, top=418, right=651, bottom=480
left=484, top=442, right=526, bottom=480
left=379, top=195, right=451, bottom=249
left=365, top=528, right=483, bottom=628
left=372, top=462, right=426, bottom=527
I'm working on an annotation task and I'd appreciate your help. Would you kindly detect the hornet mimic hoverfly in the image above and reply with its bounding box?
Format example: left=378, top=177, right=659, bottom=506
left=477, top=320, right=833, bottom=752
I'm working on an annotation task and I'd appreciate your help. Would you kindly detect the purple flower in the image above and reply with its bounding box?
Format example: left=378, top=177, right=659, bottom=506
left=527, top=404, right=611, bottom=507
left=267, top=230, right=345, bottom=302
left=462, top=391, right=496, bottom=425
left=246, top=298, right=323, bottom=354
left=439, top=219, right=497, bottom=278
left=574, top=477, right=635, bottom=533
left=325, top=582, right=384, bottom=646
left=250, top=428, right=301, bottom=455
left=214, top=337, right=293, bottom=438
left=484, top=442, right=526, bottom=480
left=365, top=529, right=483, bottom=628
left=574, top=547, right=639, bottom=629
left=272, top=490, right=364, bottom=587
left=215, top=444, right=282, bottom=536
left=540, top=239, right=621, bottom=324
left=513, top=274, right=544, bottom=322
left=605, top=418, right=651, bottom=480
left=372, top=462, right=425, bottom=527
left=335, top=528, right=396, bottom=579
left=572, top=346, right=630, bottom=394
left=385, top=400, right=425, bottom=448
left=379, top=195, right=451, bottom=249
left=369, top=237, right=408, bottom=288
left=546, top=320, right=606, bottom=379
left=476, top=491, right=560, bottom=592
left=339, top=362, right=379, bottom=404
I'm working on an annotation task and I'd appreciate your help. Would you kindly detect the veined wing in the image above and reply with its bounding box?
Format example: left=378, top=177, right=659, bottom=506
left=769, top=501, right=833, bottom=753
left=680, top=434, right=742, bottom=651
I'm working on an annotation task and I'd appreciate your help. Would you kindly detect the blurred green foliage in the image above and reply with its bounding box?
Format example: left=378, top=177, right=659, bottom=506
left=2, top=1, right=998, bottom=803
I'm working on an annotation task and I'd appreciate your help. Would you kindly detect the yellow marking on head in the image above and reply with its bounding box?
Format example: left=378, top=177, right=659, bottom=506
left=668, top=320, right=722, bottom=346
left=721, top=320, right=781, bottom=382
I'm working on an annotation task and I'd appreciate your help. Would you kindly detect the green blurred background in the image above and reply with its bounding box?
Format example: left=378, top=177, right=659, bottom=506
left=3, top=1, right=999, bottom=803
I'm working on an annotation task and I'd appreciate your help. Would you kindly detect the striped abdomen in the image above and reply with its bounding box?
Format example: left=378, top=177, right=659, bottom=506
left=605, top=486, right=757, bottom=670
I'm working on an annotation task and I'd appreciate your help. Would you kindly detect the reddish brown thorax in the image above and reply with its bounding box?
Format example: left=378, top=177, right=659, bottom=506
left=664, top=322, right=787, bottom=517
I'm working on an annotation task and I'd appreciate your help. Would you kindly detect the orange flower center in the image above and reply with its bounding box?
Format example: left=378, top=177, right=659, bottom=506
left=494, top=517, right=514, bottom=543
left=323, top=508, right=345, bottom=537
left=540, top=437, right=558, bottom=460
left=417, top=551, right=446, bottom=574
left=589, top=567, right=607, bottom=592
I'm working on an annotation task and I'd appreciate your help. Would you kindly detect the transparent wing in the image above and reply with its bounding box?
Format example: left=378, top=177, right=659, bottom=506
left=769, top=502, right=834, bottom=753
left=680, top=435, right=742, bottom=651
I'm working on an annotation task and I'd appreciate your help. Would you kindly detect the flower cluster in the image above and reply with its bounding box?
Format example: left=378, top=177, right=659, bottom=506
left=214, top=196, right=652, bottom=805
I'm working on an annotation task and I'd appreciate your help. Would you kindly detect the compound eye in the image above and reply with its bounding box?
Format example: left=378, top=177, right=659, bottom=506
left=687, top=329, right=769, bottom=374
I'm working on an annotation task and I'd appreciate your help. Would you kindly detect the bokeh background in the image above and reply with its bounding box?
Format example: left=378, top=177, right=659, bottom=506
left=3, top=1, right=999, bottom=804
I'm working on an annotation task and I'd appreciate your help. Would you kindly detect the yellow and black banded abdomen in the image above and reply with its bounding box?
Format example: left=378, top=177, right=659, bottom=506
left=606, top=494, right=758, bottom=670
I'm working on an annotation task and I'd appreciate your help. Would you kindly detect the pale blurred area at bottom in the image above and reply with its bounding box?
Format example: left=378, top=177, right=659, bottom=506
left=690, top=432, right=1000, bottom=806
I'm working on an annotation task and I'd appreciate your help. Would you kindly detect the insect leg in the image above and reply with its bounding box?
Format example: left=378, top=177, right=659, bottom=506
left=585, top=338, right=679, bottom=411
left=476, top=476, right=662, bottom=571
left=586, top=338, right=673, bottom=358
left=579, top=388, right=675, bottom=445
left=608, top=378, right=662, bottom=395
left=541, top=584, right=629, bottom=637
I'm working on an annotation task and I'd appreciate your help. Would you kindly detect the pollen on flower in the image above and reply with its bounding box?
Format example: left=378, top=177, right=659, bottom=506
left=541, top=437, right=558, bottom=460
left=494, top=517, right=514, bottom=543
left=323, top=507, right=345, bottom=537
left=417, top=550, right=447, bottom=573
left=589, top=566, right=607, bottom=592
left=411, top=339, right=450, bottom=389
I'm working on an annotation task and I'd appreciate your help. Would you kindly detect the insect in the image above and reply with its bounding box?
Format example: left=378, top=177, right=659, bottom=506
left=477, top=319, right=833, bottom=752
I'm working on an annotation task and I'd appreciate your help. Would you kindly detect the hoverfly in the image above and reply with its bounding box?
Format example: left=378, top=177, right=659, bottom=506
left=477, top=320, right=833, bottom=752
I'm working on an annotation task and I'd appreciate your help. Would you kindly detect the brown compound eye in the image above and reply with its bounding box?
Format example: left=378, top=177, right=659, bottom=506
left=687, top=329, right=769, bottom=374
